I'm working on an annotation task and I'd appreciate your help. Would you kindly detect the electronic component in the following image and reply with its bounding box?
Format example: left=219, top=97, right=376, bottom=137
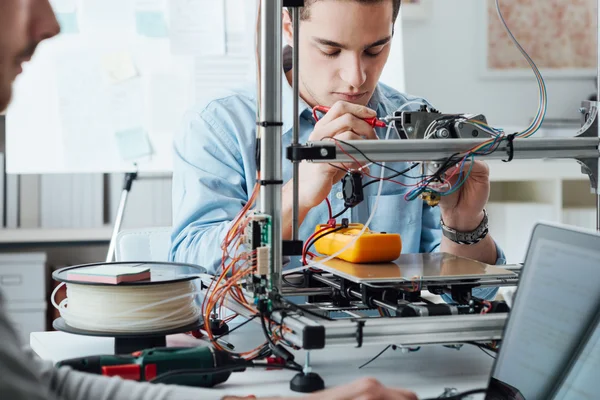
left=256, top=246, right=270, bottom=276
left=391, top=105, right=491, bottom=140
left=420, top=192, right=441, bottom=207
left=342, top=172, right=364, bottom=208
left=243, top=214, right=273, bottom=300
left=313, top=223, right=401, bottom=263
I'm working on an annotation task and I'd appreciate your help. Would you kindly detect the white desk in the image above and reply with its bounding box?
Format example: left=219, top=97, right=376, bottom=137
left=31, top=327, right=493, bottom=398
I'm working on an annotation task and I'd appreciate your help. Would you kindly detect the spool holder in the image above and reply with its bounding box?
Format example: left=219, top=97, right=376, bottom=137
left=53, top=317, right=203, bottom=354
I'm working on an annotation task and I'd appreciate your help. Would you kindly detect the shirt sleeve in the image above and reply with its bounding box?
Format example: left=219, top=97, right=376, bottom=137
left=170, top=105, right=251, bottom=275
left=0, top=300, right=223, bottom=400
left=420, top=204, right=504, bottom=302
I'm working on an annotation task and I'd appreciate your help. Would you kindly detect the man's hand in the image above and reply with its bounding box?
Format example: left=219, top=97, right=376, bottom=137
left=282, top=101, right=379, bottom=239
left=438, top=160, right=497, bottom=265
left=296, top=101, right=379, bottom=209
left=439, top=160, right=490, bottom=231
left=223, top=377, right=418, bottom=400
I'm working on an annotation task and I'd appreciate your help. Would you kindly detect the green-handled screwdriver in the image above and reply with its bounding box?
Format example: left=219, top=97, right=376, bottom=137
left=56, top=346, right=246, bottom=388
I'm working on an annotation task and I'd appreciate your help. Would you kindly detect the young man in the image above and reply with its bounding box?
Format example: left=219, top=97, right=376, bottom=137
left=170, top=0, right=504, bottom=302
left=0, top=1, right=416, bottom=399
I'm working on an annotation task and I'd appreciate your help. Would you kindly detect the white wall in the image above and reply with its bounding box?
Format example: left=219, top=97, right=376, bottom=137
left=401, top=0, right=596, bottom=126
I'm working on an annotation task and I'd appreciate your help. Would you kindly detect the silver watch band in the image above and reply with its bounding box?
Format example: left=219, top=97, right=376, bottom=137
left=440, top=209, right=489, bottom=245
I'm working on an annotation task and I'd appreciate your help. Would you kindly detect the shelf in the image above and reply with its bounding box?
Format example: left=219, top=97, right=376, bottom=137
left=488, top=160, right=587, bottom=182
left=0, top=227, right=113, bottom=244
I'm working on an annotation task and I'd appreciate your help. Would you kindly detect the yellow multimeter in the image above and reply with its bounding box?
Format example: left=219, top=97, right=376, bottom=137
left=314, top=223, right=402, bottom=263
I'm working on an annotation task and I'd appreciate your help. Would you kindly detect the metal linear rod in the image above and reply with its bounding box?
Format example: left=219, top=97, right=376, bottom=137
left=281, top=287, right=334, bottom=297
left=596, top=0, right=600, bottom=230
left=259, top=0, right=283, bottom=291
left=291, top=6, right=300, bottom=240
left=308, top=137, right=599, bottom=164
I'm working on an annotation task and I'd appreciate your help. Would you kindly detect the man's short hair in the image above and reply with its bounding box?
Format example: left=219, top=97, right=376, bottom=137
left=298, top=0, right=402, bottom=23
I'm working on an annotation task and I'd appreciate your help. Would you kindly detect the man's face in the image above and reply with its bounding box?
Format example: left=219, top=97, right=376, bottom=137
left=284, top=0, right=394, bottom=108
left=0, top=0, right=60, bottom=111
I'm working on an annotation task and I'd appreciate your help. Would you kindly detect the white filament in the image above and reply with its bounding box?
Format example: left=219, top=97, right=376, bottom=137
left=52, top=281, right=202, bottom=333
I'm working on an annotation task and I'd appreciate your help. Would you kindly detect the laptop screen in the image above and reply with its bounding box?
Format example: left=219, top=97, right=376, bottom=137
left=551, top=309, right=600, bottom=400
left=486, top=224, right=600, bottom=400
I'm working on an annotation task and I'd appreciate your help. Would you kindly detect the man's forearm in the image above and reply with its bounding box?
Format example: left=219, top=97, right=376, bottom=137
left=440, top=234, right=498, bottom=265
left=440, top=210, right=498, bottom=264
left=281, top=180, right=311, bottom=240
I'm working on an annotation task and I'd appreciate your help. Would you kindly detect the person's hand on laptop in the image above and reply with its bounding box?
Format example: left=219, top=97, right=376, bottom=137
left=223, top=377, right=418, bottom=400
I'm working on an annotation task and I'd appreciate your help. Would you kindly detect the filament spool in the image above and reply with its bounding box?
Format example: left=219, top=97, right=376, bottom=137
left=53, top=280, right=200, bottom=333
left=51, top=262, right=206, bottom=352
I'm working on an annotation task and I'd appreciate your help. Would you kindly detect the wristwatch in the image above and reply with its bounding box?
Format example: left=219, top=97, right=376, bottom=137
left=440, top=209, right=489, bottom=245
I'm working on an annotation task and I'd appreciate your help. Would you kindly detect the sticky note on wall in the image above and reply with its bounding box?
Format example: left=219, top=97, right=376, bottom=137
left=115, top=127, right=154, bottom=161
left=136, top=11, right=169, bottom=38
left=101, top=52, right=138, bottom=84
left=50, top=0, right=79, bottom=34
left=56, top=13, right=79, bottom=34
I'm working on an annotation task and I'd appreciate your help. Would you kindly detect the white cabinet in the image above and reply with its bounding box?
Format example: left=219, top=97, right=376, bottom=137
left=6, top=302, right=47, bottom=344
left=0, top=253, right=47, bottom=343
left=487, top=160, right=597, bottom=264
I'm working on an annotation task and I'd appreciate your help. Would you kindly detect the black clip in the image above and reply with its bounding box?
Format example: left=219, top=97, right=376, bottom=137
left=256, top=121, right=284, bottom=127
left=259, top=180, right=284, bottom=186
left=354, top=320, right=365, bottom=348
left=503, top=133, right=516, bottom=163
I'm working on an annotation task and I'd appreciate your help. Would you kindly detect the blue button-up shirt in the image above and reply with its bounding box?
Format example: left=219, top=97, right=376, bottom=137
left=170, top=69, right=503, bottom=301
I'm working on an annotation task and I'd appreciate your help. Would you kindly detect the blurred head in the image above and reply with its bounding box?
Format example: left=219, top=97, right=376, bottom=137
left=0, top=0, right=60, bottom=111
left=283, top=0, right=401, bottom=108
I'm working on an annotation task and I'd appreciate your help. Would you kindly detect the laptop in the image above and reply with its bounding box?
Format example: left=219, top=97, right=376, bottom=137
left=551, top=308, right=600, bottom=399
left=484, top=222, right=600, bottom=400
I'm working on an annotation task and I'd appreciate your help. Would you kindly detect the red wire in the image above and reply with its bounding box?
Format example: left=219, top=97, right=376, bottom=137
left=333, top=139, right=418, bottom=188
left=325, top=197, right=333, bottom=219
left=313, top=108, right=320, bottom=121
left=333, top=139, right=364, bottom=170
left=302, top=225, right=332, bottom=265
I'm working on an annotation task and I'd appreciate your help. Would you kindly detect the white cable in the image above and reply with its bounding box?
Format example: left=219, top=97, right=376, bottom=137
left=52, top=281, right=202, bottom=333
left=382, top=100, right=428, bottom=123
left=304, top=100, right=426, bottom=268
left=309, top=123, right=392, bottom=268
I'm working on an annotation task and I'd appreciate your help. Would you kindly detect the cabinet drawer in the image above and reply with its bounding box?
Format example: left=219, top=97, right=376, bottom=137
left=0, top=253, right=47, bottom=302
left=6, top=307, right=47, bottom=345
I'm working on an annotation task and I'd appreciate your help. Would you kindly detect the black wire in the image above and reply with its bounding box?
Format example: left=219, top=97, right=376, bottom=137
left=282, top=275, right=305, bottom=288
left=260, top=310, right=279, bottom=349
left=213, top=314, right=258, bottom=341
left=328, top=163, right=348, bottom=173
left=467, top=342, right=498, bottom=359
left=477, top=346, right=497, bottom=359
left=332, top=207, right=349, bottom=220
left=247, top=344, right=271, bottom=362
left=361, top=162, right=420, bottom=189
left=334, top=139, right=416, bottom=177
left=149, top=365, right=247, bottom=383
left=276, top=295, right=334, bottom=321
left=358, top=345, right=391, bottom=369
left=304, top=227, right=345, bottom=258
left=422, top=388, right=488, bottom=400
left=149, top=362, right=301, bottom=384
left=250, top=362, right=302, bottom=372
